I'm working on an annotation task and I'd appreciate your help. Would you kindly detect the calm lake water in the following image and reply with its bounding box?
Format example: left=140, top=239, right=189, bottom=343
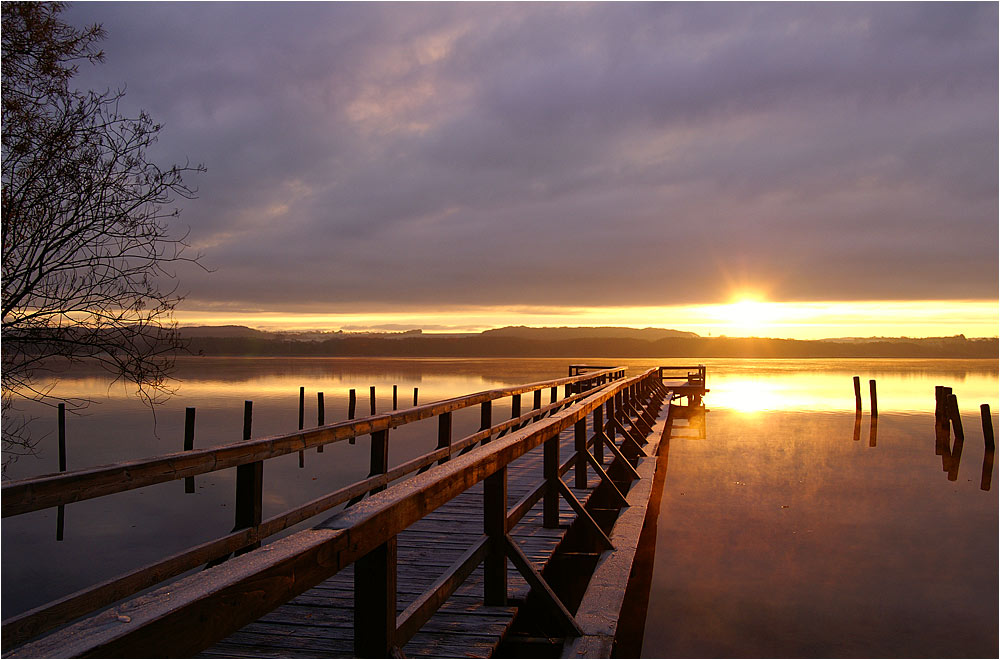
left=3, top=357, right=997, bottom=657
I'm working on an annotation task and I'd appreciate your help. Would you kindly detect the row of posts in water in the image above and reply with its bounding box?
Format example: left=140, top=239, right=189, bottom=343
left=52, top=384, right=416, bottom=539
left=932, top=384, right=995, bottom=491
left=850, top=375, right=995, bottom=450
left=849, top=376, right=995, bottom=490
left=49, top=376, right=998, bottom=538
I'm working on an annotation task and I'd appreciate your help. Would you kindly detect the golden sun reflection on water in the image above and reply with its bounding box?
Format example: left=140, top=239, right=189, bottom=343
left=708, top=370, right=998, bottom=414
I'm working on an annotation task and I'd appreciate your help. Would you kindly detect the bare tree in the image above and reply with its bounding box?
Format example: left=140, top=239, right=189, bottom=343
left=2, top=2, right=205, bottom=463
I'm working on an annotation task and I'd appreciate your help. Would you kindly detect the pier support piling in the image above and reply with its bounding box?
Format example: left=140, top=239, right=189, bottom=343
left=184, top=407, right=196, bottom=492
left=982, top=404, right=995, bottom=451
left=317, top=392, right=325, bottom=452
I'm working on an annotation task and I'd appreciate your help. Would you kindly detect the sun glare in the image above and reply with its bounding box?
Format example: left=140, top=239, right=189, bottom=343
left=726, top=299, right=771, bottom=332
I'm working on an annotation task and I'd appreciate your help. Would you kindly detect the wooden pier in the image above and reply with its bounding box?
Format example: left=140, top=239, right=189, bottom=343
left=2, top=365, right=706, bottom=658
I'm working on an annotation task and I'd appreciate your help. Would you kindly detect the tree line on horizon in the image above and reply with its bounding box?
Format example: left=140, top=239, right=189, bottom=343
left=180, top=332, right=997, bottom=359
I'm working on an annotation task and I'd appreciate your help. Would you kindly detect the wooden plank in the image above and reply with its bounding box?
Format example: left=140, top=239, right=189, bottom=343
left=11, top=370, right=667, bottom=658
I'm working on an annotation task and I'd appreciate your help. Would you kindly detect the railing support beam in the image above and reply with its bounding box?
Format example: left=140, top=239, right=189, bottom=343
left=354, top=536, right=398, bottom=658
left=484, top=467, right=507, bottom=606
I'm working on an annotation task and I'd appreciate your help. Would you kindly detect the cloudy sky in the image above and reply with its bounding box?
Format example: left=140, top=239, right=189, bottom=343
left=63, top=2, right=998, bottom=337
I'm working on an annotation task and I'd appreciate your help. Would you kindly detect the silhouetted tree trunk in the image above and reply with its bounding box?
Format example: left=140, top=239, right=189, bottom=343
left=1, top=2, right=205, bottom=465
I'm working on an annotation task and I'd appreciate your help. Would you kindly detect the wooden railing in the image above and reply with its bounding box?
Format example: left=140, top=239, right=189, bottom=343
left=5, top=368, right=673, bottom=658
left=1, top=366, right=628, bottom=651
left=659, top=364, right=706, bottom=387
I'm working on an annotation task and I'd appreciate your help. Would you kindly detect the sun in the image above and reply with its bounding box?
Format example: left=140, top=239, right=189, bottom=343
left=729, top=299, right=770, bottom=326
left=712, top=295, right=775, bottom=335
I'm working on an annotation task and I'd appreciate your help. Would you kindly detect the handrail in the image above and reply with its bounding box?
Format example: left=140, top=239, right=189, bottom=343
left=7, top=369, right=663, bottom=658
left=0, top=368, right=629, bottom=649
left=0, top=381, right=618, bottom=651
left=2, top=367, right=626, bottom=517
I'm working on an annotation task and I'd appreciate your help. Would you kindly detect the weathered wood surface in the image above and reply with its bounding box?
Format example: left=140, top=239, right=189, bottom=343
left=4, top=368, right=692, bottom=659
left=561, top=393, right=674, bottom=658
left=2, top=370, right=625, bottom=518
left=201, top=413, right=622, bottom=658
left=0, top=376, right=625, bottom=652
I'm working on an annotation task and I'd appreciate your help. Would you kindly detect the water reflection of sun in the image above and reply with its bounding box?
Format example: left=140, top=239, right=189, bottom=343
left=709, top=379, right=787, bottom=413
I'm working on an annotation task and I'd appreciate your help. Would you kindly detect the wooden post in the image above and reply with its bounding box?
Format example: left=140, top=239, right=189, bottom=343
left=853, top=376, right=862, bottom=412
left=483, top=467, right=507, bottom=605
left=533, top=389, right=542, bottom=422
left=934, top=386, right=945, bottom=425
left=235, top=401, right=262, bottom=554
left=437, top=412, right=452, bottom=465
left=184, top=407, right=196, bottom=492
left=981, top=446, right=995, bottom=492
left=57, top=403, right=66, bottom=473
left=593, top=404, right=604, bottom=464
left=57, top=403, right=66, bottom=541
left=605, top=398, right=615, bottom=448
left=869, top=379, right=878, bottom=417
left=947, top=394, right=964, bottom=441
left=349, top=389, right=357, bottom=445
left=511, top=394, right=521, bottom=425
left=392, top=385, right=398, bottom=411
left=575, top=417, right=588, bottom=489
left=544, top=432, right=559, bottom=528
left=948, top=431, right=964, bottom=482
left=370, top=386, right=376, bottom=415
left=935, top=386, right=952, bottom=454
left=480, top=401, right=492, bottom=444
left=298, top=387, right=305, bottom=468
left=982, top=404, right=995, bottom=451
left=869, top=414, right=878, bottom=448
left=316, top=393, right=324, bottom=453
left=853, top=411, right=861, bottom=443
left=413, top=387, right=418, bottom=406
left=369, top=429, right=389, bottom=494
left=354, top=536, right=397, bottom=658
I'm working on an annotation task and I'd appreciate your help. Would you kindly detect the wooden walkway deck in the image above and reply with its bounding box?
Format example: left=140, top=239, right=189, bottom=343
left=203, top=413, right=641, bottom=658
left=3, top=365, right=705, bottom=659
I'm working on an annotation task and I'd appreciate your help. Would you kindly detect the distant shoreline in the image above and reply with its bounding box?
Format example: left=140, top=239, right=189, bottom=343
left=178, top=326, right=998, bottom=360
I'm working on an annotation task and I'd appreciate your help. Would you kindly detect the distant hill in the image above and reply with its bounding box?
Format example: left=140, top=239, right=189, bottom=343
left=176, top=325, right=998, bottom=359
left=481, top=326, right=699, bottom=340
left=177, top=325, right=279, bottom=339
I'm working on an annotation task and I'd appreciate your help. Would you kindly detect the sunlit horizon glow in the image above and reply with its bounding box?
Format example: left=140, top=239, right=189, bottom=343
left=171, top=298, right=999, bottom=340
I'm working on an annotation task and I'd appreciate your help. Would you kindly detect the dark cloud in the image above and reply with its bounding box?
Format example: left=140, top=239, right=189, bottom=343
left=63, top=2, right=998, bottom=312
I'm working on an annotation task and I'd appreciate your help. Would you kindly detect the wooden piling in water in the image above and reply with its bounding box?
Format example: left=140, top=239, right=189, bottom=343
left=982, top=447, right=995, bottom=491
left=947, top=393, right=964, bottom=442
left=317, top=393, right=324, bottom=453
left=57, top=403, right=66, bottom=472
left=370, top=386, right=376, bottom=416
left=184, top=408, right=196, bottom=493
left=298, top=387, right=305, bottom=468
left=413, top=387, right=418, bottom=406
left=349, top=389, right=357, bottom=445
left=234, top=401, right=262, bottom=554
left=869, top=379, right=878, bottom=417
left=392, top=385, right=398, bottom=411
left=853, top=376, right=862, bottom=412
left=57, top=403, right=66, bottom=541
left=982, top=404, right=995, bottom=451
